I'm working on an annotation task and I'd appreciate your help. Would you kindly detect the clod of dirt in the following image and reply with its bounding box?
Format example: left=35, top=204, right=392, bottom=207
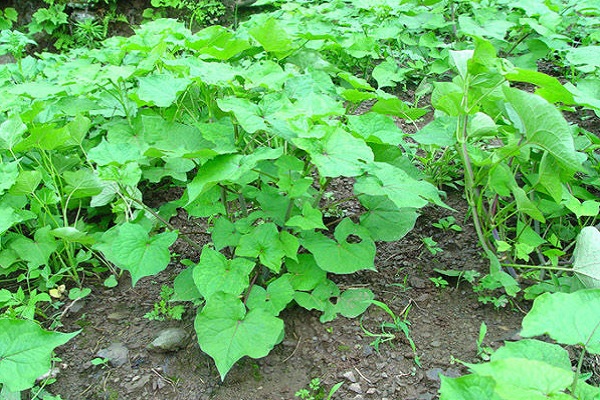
left=147, top=328, right=189, bottom=352
left=97, top=342, right=129, bottom=367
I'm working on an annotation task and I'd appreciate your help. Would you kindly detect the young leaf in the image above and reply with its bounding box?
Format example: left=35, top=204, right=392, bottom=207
left=0, top=318, right=79, bottom=392
left=194, top=292, right=284, bottom=380
left=521, top=289, right=600, bottom=354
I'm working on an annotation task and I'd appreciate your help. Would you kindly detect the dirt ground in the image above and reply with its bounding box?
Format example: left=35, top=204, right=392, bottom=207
left=43, top=189, right=525, bottom=400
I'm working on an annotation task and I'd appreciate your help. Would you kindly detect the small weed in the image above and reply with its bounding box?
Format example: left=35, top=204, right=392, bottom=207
left=144, top=285, right=185, bottom=321
left=360, top=300, right=421, bottom=366
left=90, top=357, right=110, bottom=368
left=295, top=378, right=343, bottom=400
left=432, top=216, right=462, bottom=232
left=429, top=276, right=449, bottom=288
left=475, top=322, right=494, bottom=361
left=422, top=236, right=443, bottom=255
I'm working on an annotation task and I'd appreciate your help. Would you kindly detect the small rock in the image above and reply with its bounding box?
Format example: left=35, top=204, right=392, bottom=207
left=366, top=388, right=378, bottom=394
left=348, top=382, right=363, bottom=394
left=431, top=340, right=441, bottom=348
left=417, top=393, right=434, bottom=400
left=444, top=367, right=462, bottom=378
left=107, top=312, right=128, bottom=321
left=343, top=370, right=357, bottom=383
left=97, top=342, right=129, bottom=367
left=123, top=374, right=150, bottom=393
left=36, top=367, right=60, bottom=382
left=425, top=367, right=444, bottom=382
left=362, top=345, right=373, bottom=356
left=352, top=395, right=364, bottom=400
left=409, top=276, right=426, bottom=289
left=147, top=328, right=188, bottom=352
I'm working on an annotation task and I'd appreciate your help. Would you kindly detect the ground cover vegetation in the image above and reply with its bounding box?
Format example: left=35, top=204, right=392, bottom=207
left=0, top=0, right=599, bottom=398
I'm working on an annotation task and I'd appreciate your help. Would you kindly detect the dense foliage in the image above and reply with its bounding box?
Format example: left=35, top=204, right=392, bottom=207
left=0, top=0, right=599, bottom=398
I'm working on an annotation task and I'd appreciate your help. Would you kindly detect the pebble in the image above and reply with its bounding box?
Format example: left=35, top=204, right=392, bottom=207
left=97, top=342, right=129, bottom=367
left=147, top=328, right=188, bottom=352
left=431, top=340, right=441, bottom=348
left=409, top=276, right=427, bottom=289
left=123, top=374, right=150, bottom=393
left=348, top=382, right=363, bottom=394
left=107, top=312, right=128, bottom=321
left=343, top=370, right=357, bottom=383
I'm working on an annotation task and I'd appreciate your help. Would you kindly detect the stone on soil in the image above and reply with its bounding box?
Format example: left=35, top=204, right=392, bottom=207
left=97, top=342, right=129, bottom=367
left=147, top=328, right=188, bottom=352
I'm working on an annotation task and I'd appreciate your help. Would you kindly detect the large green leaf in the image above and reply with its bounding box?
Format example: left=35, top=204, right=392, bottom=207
left=95, top=223, right=177, bottom=286
left=356, top=162, right=445, bottom=209
left=0, top=319, right=79, bottom=392
left=248, top=17, right=293, bottom=56
left=193, top=248, right=255, bottom=299
left=467, top=358, right=573, bottom=400
left=503, top=87, right=583, bottom=173
left=293, top=128, right=374, bottom=177
left=521, top=289, right=600, bottom=354
left=439, top=374, right=502, bottom=400
left=195, top=292, right=284, bottom=380
left=134, top=73, right=191, bottom=108
left=359, top=196, right=418, bottom=241
left=572, top=227, right=600, bottom=288
left=302, top=218, right=376, bottom=274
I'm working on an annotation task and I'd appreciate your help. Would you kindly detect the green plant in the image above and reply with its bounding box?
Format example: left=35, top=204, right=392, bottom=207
left=422, top=236, right=443, bottom=255
left=475, top=322, right=494, bottom=361
left=440, top=289, right=600, bottom=399
left=430, top=276, right=449, bottom=288
left=144, top=285, right=185, bottom=321
left=295, top=378, right=343, bottom=400
left=149, top=0, right=225, bottom=27
left=432, top=216, right=463, bottom=232
left=90, top=357, right=110, bottom=368
left=0, top=8, right=18, bottom=30
left=360, top=300, right=420, bottom=366
left=0, top=30, right=36, bottom=71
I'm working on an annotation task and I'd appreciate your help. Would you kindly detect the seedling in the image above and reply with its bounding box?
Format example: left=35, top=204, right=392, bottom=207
left=295, top=378, right=343, bottom=400
left=475, top=322, right=493, bottom=361
left=432, top=216, right=462, bottom=232
left=422, top=236, right=443, bottom=256
left=90, top=357, right=110, bottom=368
left=429, top=277, right=449, bottom=288
left=144, top=286, right=185, bottom=321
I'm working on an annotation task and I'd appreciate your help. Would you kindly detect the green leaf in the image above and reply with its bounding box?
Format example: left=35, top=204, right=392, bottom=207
left=186, top=25, right=251, bottom=60
left=0, top=318, right=79, bottom=392
left=95, top=223, right=177, bottom=286
left=359, top=196, right=418, bottom=241
left=321, top=288, right=374, bottom=323
left=246, top=275, right=295, bottom=316
left=193, top=248, right=255, bottom=299
left=356, top=162, right=445, bottom=209
left=285, top=254, right=327, bottom=291
left=248, top=17, right=293, bottom=56
left=504, top=68, right=574, bottom=104
left=194, top=292, right=284, bottom=380
left=10, top=226, right=58, bottom=268
left=467, top=358, right=573, bottom=399
left=217, top=97, right=267, bottom=134
left=293, top=127, right=374, bottom=177
left=286, top=202, right=327, bottom=231
left=372, top=58, right=406, bottom=88
left=573, top=227, right=600, bottom=288
left=302, top=219, right=376, bottom=274
left=521, top=289, right=600, bottom=354
left=0, top=205, right=24, bottom=235
left=88, top=138, right=144, bottom=166
left=371, top=98, right=428, bottom=121
left=294, top=279, right=340, bottom=312
left=62, top=169, right=103, bottom=199
left=491, top=339, right=571, bottom=371
left=439, top=374, right=502, bottom=400
left=412, top=116, right=457, bottom=146
left=0, top=114, right=26, bottom=150
left=0, top=162, right=18, bottom=195
left=235, top=223, right=286, bottom=273
left=172, top=265, right=201, bottom=301
left=347, top=113, right=404, bottom=146
left=135, top=73, right=190, bottom=108
left=503, top=87, right=583, bottom=173
left=9, top=170, right=42, bottom=195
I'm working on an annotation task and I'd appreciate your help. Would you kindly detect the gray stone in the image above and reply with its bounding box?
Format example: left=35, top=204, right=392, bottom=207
left=97, top=342, right=129, bottom=367
left=425, top=367, right=444, bottom=382
left=147, top=328, right=188, bottom=352
left=348, top=382, right=363, bottom=394
left=343, top=370, right=357, bottom=383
